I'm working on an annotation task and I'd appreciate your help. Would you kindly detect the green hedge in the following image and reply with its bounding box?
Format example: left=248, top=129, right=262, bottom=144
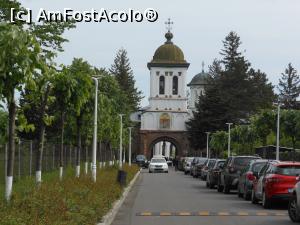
left=0, top=164, right=139, bottom=225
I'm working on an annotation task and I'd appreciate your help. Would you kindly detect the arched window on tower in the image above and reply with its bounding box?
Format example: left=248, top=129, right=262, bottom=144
left=159, top=76, right=165, bottom=95
left=172, top=76, right=178, bottom=95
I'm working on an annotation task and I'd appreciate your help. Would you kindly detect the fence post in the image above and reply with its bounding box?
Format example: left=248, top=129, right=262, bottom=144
left=29, top=140, right=32, bottom=177
left=45, top=145, right=47, bottom=171
left=5, top=144, right=7, bottom=183
left=69, top=145, right=72, bottom=166
left=18, top=139, right=21, bottom=180
left=52, top=145, right=55, bottom=170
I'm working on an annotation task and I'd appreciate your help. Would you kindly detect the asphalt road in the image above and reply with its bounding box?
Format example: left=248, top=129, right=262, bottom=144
left=112, top=168, right=292, bottom=225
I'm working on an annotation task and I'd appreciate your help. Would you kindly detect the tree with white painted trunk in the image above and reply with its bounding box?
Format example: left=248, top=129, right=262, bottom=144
left=52, top=68, right=76, bottom=180
left=67, top=58, right=93, bottom=178
left=0, top=23, right=41, bottom=201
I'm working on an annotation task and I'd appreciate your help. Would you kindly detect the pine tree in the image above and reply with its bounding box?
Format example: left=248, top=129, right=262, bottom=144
left=110, top=48, right=142, bottom=111
left=187, top=31, right=274, bottom=150
left=278, top=63, right=300, bottom=109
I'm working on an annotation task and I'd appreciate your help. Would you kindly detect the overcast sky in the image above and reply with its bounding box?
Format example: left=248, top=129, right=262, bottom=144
left=20, top=0, right=300, bottom=106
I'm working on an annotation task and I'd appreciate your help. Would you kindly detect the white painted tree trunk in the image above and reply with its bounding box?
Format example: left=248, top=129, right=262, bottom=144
left=59, top=167, right=63, bottom=180
left=103, top=161, right=106, bottom=168
left=85, top=162, right=88, bottom=174
left=75, top=165, right=80, bottom=178
left=5, top=176, right=13, bottom=201
left=36, top=170, right=42, bottom=184
left=99, top=161, right=102, bottom=169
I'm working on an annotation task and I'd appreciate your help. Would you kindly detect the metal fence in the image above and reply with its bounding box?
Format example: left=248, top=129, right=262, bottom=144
left=0, top=140, right=119, bottom=185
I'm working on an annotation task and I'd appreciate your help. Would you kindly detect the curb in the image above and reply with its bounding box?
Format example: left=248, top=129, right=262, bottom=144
left=97, top=168, right=141, bottom=225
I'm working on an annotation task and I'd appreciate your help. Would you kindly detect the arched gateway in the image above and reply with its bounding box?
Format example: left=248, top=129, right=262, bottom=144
left=138, top=20, right=191, bottom=159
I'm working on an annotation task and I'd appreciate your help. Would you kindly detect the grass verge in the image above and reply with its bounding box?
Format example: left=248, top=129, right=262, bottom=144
left=0, top=164, right=139, bottom=225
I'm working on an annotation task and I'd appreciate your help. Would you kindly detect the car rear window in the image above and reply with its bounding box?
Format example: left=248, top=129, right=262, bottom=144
left=151, top=158, right=166, bottom=163
left=275, top=165, right=300, bottom=176
left=252, top=162, right=267, bottom=173
left=208, top=160, right=216, bottom=168
left=234, top=157, right=258, bottom=166
left=136, top=155, right=145, bottom=160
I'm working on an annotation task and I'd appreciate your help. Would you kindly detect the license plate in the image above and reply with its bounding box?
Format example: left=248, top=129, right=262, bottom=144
left=288, top=189, right=293, bottom=193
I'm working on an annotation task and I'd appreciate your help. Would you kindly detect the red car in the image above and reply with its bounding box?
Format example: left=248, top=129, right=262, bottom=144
left=251, top=161, right=300, bottom=209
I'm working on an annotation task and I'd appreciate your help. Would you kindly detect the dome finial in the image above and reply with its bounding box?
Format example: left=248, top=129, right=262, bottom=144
left=165, top=18, right=174, bottom=44
left=202, top=61, right=205, bottom=73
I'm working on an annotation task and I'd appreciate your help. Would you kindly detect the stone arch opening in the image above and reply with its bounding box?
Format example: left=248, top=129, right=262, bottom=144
left=148, top=136, right=180, bottom=159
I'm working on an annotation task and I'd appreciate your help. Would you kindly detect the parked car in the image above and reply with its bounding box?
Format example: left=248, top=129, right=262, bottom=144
left=191, top=157, right=207, bottom=178
left=135, top=154, right=148, bottom=168
left=148, top=157, right=169, bottom=173
left=184, top=157, right=195, bottom=174
left=201, top=159, right=216, bottom=181
left=206, top=159, right=225, bottom=189
left=252, top=161, right=300, bottom=209
left=196, top=158, right=208, bottom=178
left=288, top=175, right=300, bottom=222
left=217, top=156, right=261, bottom=193
left=237, top=159, right=269, bottom=200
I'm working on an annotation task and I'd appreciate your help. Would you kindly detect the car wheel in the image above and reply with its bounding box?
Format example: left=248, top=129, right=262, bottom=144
left=149, top=170, right=152, bottom=173
left=243, top=188, right=251, bottom=201
left=224, top=184, right=230, bottom=194
left=217, top=184, right=224, bottom=193
left=262, top=191, right=271, bottom=209
left=237, top=187, right=243, bottom=198
left=206, top=181, right=209, bottom=188
left=209, top=182, right=214, bottom=189
left=288, top=195, right=300, bottom=222
left=251, top=189, right=258, bottom=204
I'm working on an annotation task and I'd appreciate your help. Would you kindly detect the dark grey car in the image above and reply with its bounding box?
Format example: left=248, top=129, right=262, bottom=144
left=207, top=159, right=225, bottom=189
left=218, top=156, right=261, bottom=194
left=237, top=159, right=268, bottom=200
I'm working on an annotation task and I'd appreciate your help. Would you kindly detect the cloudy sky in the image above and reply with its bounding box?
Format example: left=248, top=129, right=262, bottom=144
left=20, top=0, right=300, bottom=106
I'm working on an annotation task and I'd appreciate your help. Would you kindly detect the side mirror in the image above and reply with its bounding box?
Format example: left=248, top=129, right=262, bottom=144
left=253, top=171, right=258, bottom=178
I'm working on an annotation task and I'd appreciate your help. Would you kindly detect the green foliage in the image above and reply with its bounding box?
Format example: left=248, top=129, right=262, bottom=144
left=0, top=109, right=8, bottom=144
left=109, top=48, right=142, bottom=111
left=187, top=31, right=275, bottom=149
left=278, top=63, right=300, bottom=109
left=0, top=23, right=41, bottom=102
left=0, top=165, right=139, bottom=225
left=210, top=131, right=228, bottom=157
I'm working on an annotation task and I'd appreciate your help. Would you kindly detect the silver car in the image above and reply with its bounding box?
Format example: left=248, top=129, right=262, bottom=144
left=289, top=176, right=300, bottom=222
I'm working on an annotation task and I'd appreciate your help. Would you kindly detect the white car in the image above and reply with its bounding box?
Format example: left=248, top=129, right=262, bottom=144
left=184, top=157, right=194, bottom=174
left=149, top=157, right=169, bottom=173
left=289, top=176, right=300, bottom=222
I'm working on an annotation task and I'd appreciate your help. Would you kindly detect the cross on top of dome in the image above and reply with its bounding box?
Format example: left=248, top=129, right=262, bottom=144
left=165, top=18, right=173, bottom=32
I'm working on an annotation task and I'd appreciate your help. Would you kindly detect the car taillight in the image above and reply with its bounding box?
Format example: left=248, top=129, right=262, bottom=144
left=246, top=172, right=255, bottom=181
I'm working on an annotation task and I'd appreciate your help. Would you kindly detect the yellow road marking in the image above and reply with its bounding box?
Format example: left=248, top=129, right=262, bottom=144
left=198, top=211, right=210, bottom=216
left=256, top=212, right=268, bottom=216
left=237, top=212, right=249, bottom=216
left=179, top=212, right=191, bottom=216
left=140, top=212, right=152, bottom=216
left=218, top=212, right=230, bottom=216
left=275, top=213, right=287, bottom=216
left=160, top=212, right=172, bottom=216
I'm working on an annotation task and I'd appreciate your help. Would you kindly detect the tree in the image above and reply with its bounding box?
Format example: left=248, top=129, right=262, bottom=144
left=210, top=131, right=228, bottom=158
left=110, top=48, right=142, bottom=111
left=68, top=58, right=93, bottom=177
left=52, top=68, right=76, bottom=180
left=281, top=110, right=300, bottom=160
left=187, top=31, right=275, bottom=150
left=251, top=110, right=276, bottom=146
left=231, top=125, right=257, bottom=155
left=278, top=63, right=300, bottom=109
left=0, top=23, right=41, bottom=201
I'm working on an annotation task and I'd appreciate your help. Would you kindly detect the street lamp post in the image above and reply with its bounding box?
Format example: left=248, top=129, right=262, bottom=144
left=226, top=123, right=233, bottom=158
left=128, top=127, right=133, bottom=166
left=119, top=114, right=124, bottom=169
left=205, top=132, right=210, bottom=158
left=91, top=77, right=99, bottom=182
left=276, top=100, right=281, bottom=161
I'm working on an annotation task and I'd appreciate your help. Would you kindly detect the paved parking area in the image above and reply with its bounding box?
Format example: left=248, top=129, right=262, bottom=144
left=112, top=168, right=292, bottom=225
